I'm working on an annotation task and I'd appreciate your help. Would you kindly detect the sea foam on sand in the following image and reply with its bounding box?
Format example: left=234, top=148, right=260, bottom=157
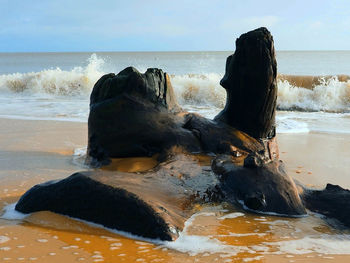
left=1, top=203, right=28, bottom=220
left=3, top=202, right=350, bottom=257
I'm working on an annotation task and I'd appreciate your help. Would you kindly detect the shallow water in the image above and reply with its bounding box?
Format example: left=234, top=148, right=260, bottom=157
left=0, top=119, right=350, bottom=262
left=2, top=181, right=350, bottom=262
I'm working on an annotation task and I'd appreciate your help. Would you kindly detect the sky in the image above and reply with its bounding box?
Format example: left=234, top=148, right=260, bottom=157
left=0, top=0, right=349, bottom=52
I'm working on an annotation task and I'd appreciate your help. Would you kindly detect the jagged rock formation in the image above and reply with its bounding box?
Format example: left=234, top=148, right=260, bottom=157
left=215, top=27, right=277, bottom=139
left=87, top=67, right=200, bottom=164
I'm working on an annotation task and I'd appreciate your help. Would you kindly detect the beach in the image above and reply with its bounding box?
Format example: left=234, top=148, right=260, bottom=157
left=0, top=51, right=350, bottom=262
left=1, top=117, right=350, bottom=262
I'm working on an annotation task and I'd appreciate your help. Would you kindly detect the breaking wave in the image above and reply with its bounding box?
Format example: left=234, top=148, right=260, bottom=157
left=171, top=73, right=226, bottom=108
left=0, top=54, right=104, bottom=96
left=173, top=74, right=350, bottom=113
left=0, top=54, right=349, bottom=113
left=277, top=75, right=350, bottom=113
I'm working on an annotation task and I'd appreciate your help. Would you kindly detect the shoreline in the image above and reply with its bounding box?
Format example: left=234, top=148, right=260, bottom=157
left=1, top=117, right=350, bottom=262
left=1, top=117, right=349, bottom=188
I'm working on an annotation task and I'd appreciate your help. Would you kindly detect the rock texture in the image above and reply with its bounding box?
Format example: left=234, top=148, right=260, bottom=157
left=16, top=173, right=174, bottom=240
left=87, top=29, right=280, bottom=164
left=213, top=155, right=306, bottom=215
left=15, top=152, right=307, bottom=242
left=87, top=66, right=276, bottom=166
left=16, top=154, right=218, bottom=240
left=87, top=67, right=200, bottom=164
left=301, top=184, right=350, bottom=228
left=215, top=27, right=277, bottom=139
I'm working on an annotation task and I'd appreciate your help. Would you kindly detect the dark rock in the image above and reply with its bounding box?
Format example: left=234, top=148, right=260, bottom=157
left=87, top=66, right=274, bottom=165
left=16, top=154, right=219, bottom=240
left=243, top=154, right=263, bottom=168
left=16, top=151, right=308, bottom=242
left=215, top=27, right=277, bottom=139
left=87, top=28, right=280, bottom=163
left=301, top=184, right=350, bottom=228
left=15, top=173, right=173, bottom=240
left=87, top=67, right=201, bottom=163
left=213, top=155, right=306, bottom=216
left=182, top=113, right=264, bottom=156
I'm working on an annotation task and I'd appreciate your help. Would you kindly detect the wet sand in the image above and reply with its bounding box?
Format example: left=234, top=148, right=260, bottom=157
left=1, top=118, right=350, bottom=262
left=278, top=132, right=350, bottom=189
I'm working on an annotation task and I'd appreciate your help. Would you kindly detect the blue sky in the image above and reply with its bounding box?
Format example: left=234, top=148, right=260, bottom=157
left=1, top=0, right=349, bottom=52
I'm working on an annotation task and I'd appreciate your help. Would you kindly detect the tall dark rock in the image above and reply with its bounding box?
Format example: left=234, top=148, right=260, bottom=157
left=215, top=27, right=277, bottom=139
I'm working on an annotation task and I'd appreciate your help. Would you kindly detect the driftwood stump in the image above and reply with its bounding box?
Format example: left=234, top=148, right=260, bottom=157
left=15, top=28, right=350, bottom=240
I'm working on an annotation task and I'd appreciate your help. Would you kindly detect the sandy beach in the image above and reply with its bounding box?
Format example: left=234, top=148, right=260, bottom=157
left=1, top=0, right=350, bottom=260
left=1, top=117, right=350, bottom=262
left=278, top=132, right=350, bottom=189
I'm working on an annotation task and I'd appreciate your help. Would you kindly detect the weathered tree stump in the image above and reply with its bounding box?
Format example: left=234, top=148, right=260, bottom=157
left=215, top=27, right=277, bottom=139
left=15, top=27, right=350, bottom=240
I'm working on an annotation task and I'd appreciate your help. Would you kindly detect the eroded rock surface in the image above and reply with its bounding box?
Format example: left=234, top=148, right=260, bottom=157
left=215, top=27, right=277, bottom=139
left=301, top=184, right=350, bottom=228
left=87, top=67, right=200, bottom=164
left=16, top=154, right=218, bottom=241
left=213, top=155, right=306, bottom=216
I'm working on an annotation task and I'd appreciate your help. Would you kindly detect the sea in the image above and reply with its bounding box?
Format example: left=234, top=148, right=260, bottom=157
left=0, top=51, right=350, bottom=134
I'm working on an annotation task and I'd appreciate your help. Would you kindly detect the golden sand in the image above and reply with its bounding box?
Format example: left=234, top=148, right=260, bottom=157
left=1, top=118, right=350, bottom=262
left=278, top=132, right=350, bottom=188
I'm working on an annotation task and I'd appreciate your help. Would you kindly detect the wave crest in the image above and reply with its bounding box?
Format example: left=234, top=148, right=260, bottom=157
left=0, top=54, right=104, bottom=96
left=171, top=73, right=226, bottom=108
left=277, top=77, right=350, bottom=112
left=1, top=56, right=349, bottom=113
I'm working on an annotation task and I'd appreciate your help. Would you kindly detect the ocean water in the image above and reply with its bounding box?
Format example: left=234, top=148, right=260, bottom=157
left=0, top=51, right=350, bottom=133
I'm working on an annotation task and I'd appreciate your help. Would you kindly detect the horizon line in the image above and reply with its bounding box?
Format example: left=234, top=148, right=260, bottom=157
left=1, top=49, right=350, bottom=54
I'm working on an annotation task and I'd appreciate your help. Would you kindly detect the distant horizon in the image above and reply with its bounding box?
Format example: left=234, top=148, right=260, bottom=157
left=1, top=49, right=350, bottom=54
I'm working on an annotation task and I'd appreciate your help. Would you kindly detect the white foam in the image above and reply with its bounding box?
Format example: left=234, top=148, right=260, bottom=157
left=0, top=236, right=10, bottom=244
left=1, top=203, right=28, bottom=220
left=277, top=77, right=350, bottom=113
left=171, top=73, right=226, bottom=108
left=218, top=212, right=245, bottom=220
left=243, top=256, right=264, bottom=262
left=163, top=212, right=247, bottom=256
left=0, top=54, right=104, bottom=96
left=265, top=235, right=350, bottom=255
left=237, top=200, right=307, bottom=218
left=277, top=111, right=350, bottom=134
left=276, top=118, right=310, bottom=134
left=164, top=234, right=235, bottom=256
left=73, top=147, right=87, bottom=156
